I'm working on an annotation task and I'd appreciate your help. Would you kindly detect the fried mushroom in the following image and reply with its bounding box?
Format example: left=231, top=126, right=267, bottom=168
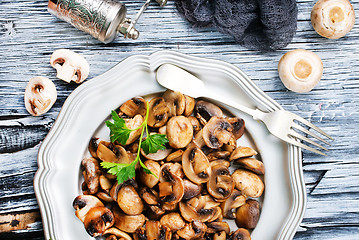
left=117, top=184, right=144, bottom=215
left=207, top=164, right=234, bottom=201
left=231, top=228, right=251, bottom=240
left=84, top=206, right=114, bottom=237
left=82, top=157, right=101, bottom=194
left=220, top=190, right=246, bottom=219
left=203, top=117, right=233, bottom=149
left=138, top=160, right=161, bottom=188
left=195, top=101, right=223, bottom=125
left=147, top=97, right=169, bottom=128
left=176, top=221, right=207, bottom=239
left=232, top=169, right=264, bottom=198
left=158, top=165, right=184, bottom=205
left=160, top=212, right=186, bottom=231
left=119, top=97, right=147, bottom=117
left=73, top=195, right=104, bottom=222
left=163, top=90, right=186, bottom=117
left=235, top=199, right=260, bottom=229
left=229, top=147, right=258, bottom=161
left=166, top=116, right=193, bottom=148
left=112, top=206, right=145, bottom=233
left=97, top=142, right=130, bottom=164
left=234, top=158, right=265, bottom=175
left=182, top=146, right=211, bottom=184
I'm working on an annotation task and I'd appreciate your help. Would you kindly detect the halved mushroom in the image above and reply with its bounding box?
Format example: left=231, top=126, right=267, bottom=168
left=184, top=95, right=196, bottom=116
left=203, top=117, right=233, bottom=149
left=84, top=206, right=114, bottom=237
left=160, top=212, right=186, bottom=231
left=232, top=169, right=264, bottom=198
left=222, top=136, right=237, bottom=153
left=192, top=129, right=206, bottom=148
left=210, top=160, right=230, bottom=168
left=144, top=221, right=172, bottom=240
left=182, top=146, right=211, bottom=184
left=103, top=227, right=132, bottom=240
left=311, top=0, right=355, bottom=39
left=166, top=116, right=193, bottom=148
left=278, top=49, right=323, bottom=93
left=141, top=147, right=172, bottom=161
left=163, top=90, right=186, bottom=117
left=236, top=199, right=260, bottom=229
left=99, top=175, right=114, bottom=192
left=96, top=192, right=114, bottom=202
left=195, top=101, right=223, bottom=125
left=183, top=179, right=203, bottom=200
left=82, top=157, right=101, bottom=194
left=231, top=228, right=251, bottom=240
left=166, top=150, right=183, bottom=162
left=50, top=49, right=89, bottom=83
left=227, top=117, right=245, bottom=140
left=179, top=195, right=220, bottom=222
left=207, top=151, right=231, bottom=161
left=188, top=116, right=201, bottom=134
left=234, top=158, right=265, bottom=175
left=213, top=231, right=227, bottom=240
left=97, top=142, right=130, bottom=164
left=125, top=115, right=144, bottom=145
left=206, top=221, right=230, bottom=234
left=24, top=76, right=57, bottom=116
left=147, top=97, right=169, bottom=128
left=207, top=164, right=234, bottom=201
left=158, top=165, right=184, bottom=205
left=117, top=184, right=144, bottom=215
left=120, top=97, right=147, bottom=117
left=229, top=146, right=258, bottom=161
left=88, top=137, right=99, bottom=158
left=220, top=189, right=246, bottom=219
left=73, top=195, right=104, bottom=222
left=177, top=221, right=207, bottom=239
left=138, top=160, right=161, bottom=188
left=139, top=187, right=165, bottom=219
left=207, top=206, right=223, bottom=222
left=112, top=206, right=146, bottom=233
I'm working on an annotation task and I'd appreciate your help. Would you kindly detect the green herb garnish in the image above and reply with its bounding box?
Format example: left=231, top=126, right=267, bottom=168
left=101, top=102, right=168, bottom=184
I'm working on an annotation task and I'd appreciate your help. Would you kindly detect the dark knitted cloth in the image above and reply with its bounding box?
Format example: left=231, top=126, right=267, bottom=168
left=176, top=0, right=298, bottom=51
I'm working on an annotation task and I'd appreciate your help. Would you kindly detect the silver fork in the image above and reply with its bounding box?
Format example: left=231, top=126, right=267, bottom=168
left=156, top=64, right=333, bottom=156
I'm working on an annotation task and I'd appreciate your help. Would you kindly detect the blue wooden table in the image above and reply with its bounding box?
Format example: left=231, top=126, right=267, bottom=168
left=1, top=0, right=358, bottom=239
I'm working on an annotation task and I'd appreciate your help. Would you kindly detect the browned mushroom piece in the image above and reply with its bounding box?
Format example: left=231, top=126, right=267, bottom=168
left=141, top=147, right=172, bottom=161
left=236, top=199, right=260, bottom=229
left=158, top=165, right=184, bottom=205
left=207, top=164, right=234, bottom=201
left=195, top=100, right=223, bottom=125
left=203, top=117, right=233, bottom=149
left=220, top=189, right=246, bottom=219
left=82, top=157, right=101, bottom=194
left=138, top=160, right=161, bottom=188
left=231, top=228, right=251, bottom=240
left=96, top=192, right=114, bottom=203
left=188, top=116, right=201, bottom=134
left=182, top=146, right=211, bottom=184
left=213, top=231, right=227, bottom=240
left=99, top=175, right=114, bottom=193
left=73, top=195, right=104, bottom=222
left=125, top=115, right=144, bottom=145
left=183, top=179, right=203, bottom=200
left=116, top=183, right=144, bottom=215
left=163, top=90, right=186, bottom=117
left=119, top=97, right=147, bottom=117
left=232, top=169, right=264, bottom=198
left=184, top=95, right=196, bottom=117
left=112, top=206, right=146, bottom=233
left=105, top=234, right=117, bottom=240
left=206, top=221, right=230, bottom=234
left=166, top=116, right=193, bottom=148
left=84, top=206, right=114, bottom=237
left=234, top=158, right=265, bottom=175
left=206, top=151, right=231, bottom=161
left=229, top=146, right=258, bottom=161
left=142, top=221, right=172, bottom=240
left=97, top=142, right=130, bottom=164
left=139, top=187, right=165, bottom=219
left=88, top=137, right=99, bottom=158
left=103, top=227, right=132, bottom=240
left=210, top=160, right=231, bottom=168
left=160, top=212, right=186, bottom=231
left=166, top=150, right=183, bottom=162
left=177, top=220, right=207, bottom=239
left=222, top=136, right=237, bottom=153
left=179, top=195, right=220, bottom=222
left=227, top=117, right=245, bottom=140
left=192, top=129, right=206, bottom=148
left=147, top=97, right=169, bottom=128
left=207, top=206, right=223, bottom=222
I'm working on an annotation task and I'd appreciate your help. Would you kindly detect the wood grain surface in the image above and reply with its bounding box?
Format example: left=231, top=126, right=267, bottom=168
left=1, top=0, right=358, bottom=239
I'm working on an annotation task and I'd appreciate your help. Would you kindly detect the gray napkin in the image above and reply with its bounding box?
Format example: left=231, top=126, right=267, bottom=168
left=176, top=0, right=298, bottom=51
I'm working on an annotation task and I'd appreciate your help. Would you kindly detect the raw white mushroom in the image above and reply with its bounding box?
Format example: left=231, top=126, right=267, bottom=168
left=311, top=0, right=355, bottom=39
left=278, top=49, right=323, bottom=93
left=50, top=49, right=89, bottom=83
left=24, top=76, right=57, bottom=116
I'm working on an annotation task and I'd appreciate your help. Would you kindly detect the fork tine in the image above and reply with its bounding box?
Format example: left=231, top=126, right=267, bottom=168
left=285, top=136, right=327, bottom=156
left=292, top=115, right=333, bottom=140
left=291, top=123, right=331, bottom=146
left=289, top=130, right=329, bottom=151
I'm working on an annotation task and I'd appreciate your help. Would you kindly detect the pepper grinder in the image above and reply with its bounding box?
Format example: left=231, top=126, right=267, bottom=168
left=48, top=0, right=167, bottom=43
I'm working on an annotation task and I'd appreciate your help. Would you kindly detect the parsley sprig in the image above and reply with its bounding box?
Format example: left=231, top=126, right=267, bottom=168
left=101, top=102, right=168, bottom=184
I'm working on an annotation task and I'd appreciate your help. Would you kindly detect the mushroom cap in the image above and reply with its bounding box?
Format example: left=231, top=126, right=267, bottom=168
left=160, top=212, right=186, bottom=231
left=230, top=146, right=258, bottom=161
left=138, top=160, right=161, bottom=188
left=206, top=221, right=230, bottom=234
left=125, top=115, right=144, bottom=145
left=207, top=164, right=234, bottom=201
left=234, top=157, right=265, bottom=175
left=166, top=116, right=193, bottom=148
left=24, top=76, right=57, bottom=116
left=235, top=199, right=260, bottom=229
left=231, top=228, right=251, bottom=240
left=73, top=195, right=104, bottom=222
left=119, top=97, right=147, bottom=117
left=103, top=227, right=132, bottom=240
left=183, top=179, right=203, bottom=200
left=278, top=49, right=323, bottom=93
left=220, top=189, right=246, bottom=219
left=147, top=97, right=169, bottom=128
left=163, top=90, right=186, bottom=117
left=203, top=117, right=233, bottom=149
left=195, top=100, right=223, bottom=125
left=81, top=157, right=101, bottom=194
left=182, top=146, right=212, bottom=184
left=232, top=169, right=264, bottom=198
left=83, top=206, right=114, bottom=237
left=97, top=142, right=130, bottom=164
left=177, top=221, right=207, bottom=239
left=158, top=165, right=185, bottom=205
left=227, top=117, right=245, bottom=140
left=117, top=185, right=144, bottom=215
left=50, top=49, right=89, bottom=83
left=112, top=206, right=146, bottom=233
left=184, top=95, right=196, bottom=116
left=311, top=0, right=355, bottom=39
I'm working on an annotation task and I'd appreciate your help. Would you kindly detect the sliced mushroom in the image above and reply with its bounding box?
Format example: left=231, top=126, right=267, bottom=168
left=166, top=150, right=183, bottom=162
left=207, top=164, right=234, bottom=201
left=160, top=162, right=185, bottom=179
left=210, top=160, right=231, bottom=168
left=105, top=234, right=117, bottom=240
left=183, top=179, right=203, bottom=200
left=120, top=97, right=147, bottom=117
left=160, top=212, right=186, bottom=231
left=236, top=199, right=260, bottom=229
left=104, top=227, right=132, bottom=240
left=144, top=221, right=172, bottom=240
left=73, top=195, right=104, bottom=222
left=97, top=142, right=130, bottom=164
left=220, top=189, right=246, bottom=219
left=231, top=228, right=251, bottom=240
left=50, top=49, right=89, bottom=83
left=206, top=221, right=230, bottom=234
left=84, top=206, right=114, bottom=237
left=177, top=221, right=207, bottom=239
left=112, top=206, right=146, bottom=233
left=227, top=117, right=245, bottom=140
left=139, top=187, right=165, bottom=219
left=82, top=157, right=101, bottom=194
left=158, top=165, right=184, bottom=205
left=117, top=184, right=144, bottom=215
left=147, top=97, right=169, bottom=128
left=229, top=146, right=258, bottom=161
left=192, top=129, right=206, bottom=148
left=88, top=137, right=99, bottom=158
left=99, top=175, right=114, bottom=192
left=179, top=195, right=219, bottom=222
left=213, top=231, right=227, bottom=240
left=311, top=0, right=355, bottom=39
left=138, top=160, right=161, bottom=188
left=232, top=169, right=264, bottom=198
left=163, top=90, right=186, bottom=117
left=182, top=146, right=211, bottom=184
left=24, top=76, right=57, bottom=116
left=141, top=147, right=172, bottom=161
left=125, top=115, right=144, bottom=145
left=188, top=116, right=201, bottom=134
left=234, top=158, right=265, bottom=175
left=278, top=49, right=323, bottom=93
left=184, top=95, right=196, bottom=116
left=195, top=101, right=223, bottom=125
left=96, top=192, right=114, bottom=202
left=203, top=117, right=233, bottom=149
left=222, top=136, right=237, bottom=153
left=207, top=151, right=231, bottom=161
left=166, top=116, right=193, bottom=148
left=207, top=206, right=223, bottom=222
